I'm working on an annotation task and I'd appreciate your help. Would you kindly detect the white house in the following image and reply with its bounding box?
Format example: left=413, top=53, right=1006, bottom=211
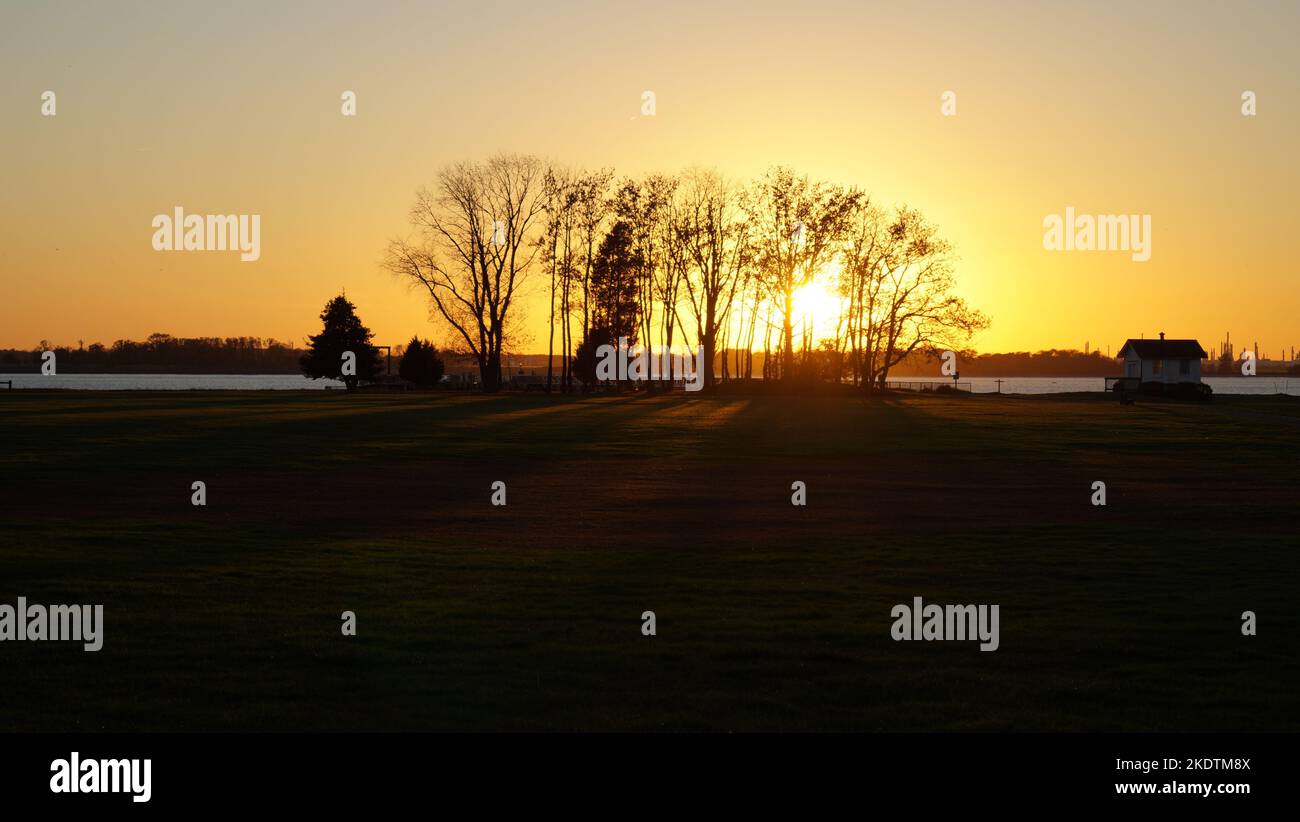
left=1117, top=334, right=1208, bottom=385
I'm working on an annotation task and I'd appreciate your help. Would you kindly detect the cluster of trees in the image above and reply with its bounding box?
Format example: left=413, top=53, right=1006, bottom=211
left=386, top=153, right=987, bottom=393
left=4, top=334, right=303, bottom=372
left=299, top=294, right=445, bottom=389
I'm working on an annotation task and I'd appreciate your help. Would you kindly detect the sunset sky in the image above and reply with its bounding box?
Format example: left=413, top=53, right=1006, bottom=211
left=3, top=0, right=1297, bottom=356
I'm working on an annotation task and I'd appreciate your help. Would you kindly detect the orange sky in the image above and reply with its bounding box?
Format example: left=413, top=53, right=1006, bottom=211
left=3, top=0, right=1298, bottom=357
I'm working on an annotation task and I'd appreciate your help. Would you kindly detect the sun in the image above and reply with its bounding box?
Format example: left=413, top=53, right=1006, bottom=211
left=791, top=266, right=846, bottom=342
left=792, top=279, right=841, bottom=321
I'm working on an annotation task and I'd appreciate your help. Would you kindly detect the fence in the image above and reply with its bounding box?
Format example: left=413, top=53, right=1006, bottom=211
left=888, top=380, right=972, bottom=394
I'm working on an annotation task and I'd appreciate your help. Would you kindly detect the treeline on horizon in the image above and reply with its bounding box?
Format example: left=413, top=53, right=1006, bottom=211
left=2, top=334, right=1137, bottom=377
left=888, top=348, right=1119, bottom=377
left=2, top=334, right=302, bottom=374
left=12, top=334, right=1298, bottom=378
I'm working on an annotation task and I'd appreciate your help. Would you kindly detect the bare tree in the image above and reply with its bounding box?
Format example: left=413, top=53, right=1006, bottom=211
left=574, top=169, right=613, bottom=346
left=386, top=153, right=547, bottom=392
left=680, top=169, right=750, bottom=390
left=846, top=207, right=989, bottom=390
left=654, top=176, right=688, bottom=384
left=746, top=168, right=862, bottom=380
left=538, top=166, right=577, bottom=392
left=840, top=199, right=891, bottom=387
left=613, top=174, right=676, bottom=388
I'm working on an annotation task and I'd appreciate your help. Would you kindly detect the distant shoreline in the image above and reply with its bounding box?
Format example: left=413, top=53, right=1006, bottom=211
left=2, top=374, right=1298, bottom=397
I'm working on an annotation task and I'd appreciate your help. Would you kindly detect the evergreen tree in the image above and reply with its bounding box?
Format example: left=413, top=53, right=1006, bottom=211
left=572, top=324, right=616, bottom=386
left=589, top=220, right=643, bottom=343
left=300, top=294, right=382, bottom=389
left=398, top=336, right=445, bottom=387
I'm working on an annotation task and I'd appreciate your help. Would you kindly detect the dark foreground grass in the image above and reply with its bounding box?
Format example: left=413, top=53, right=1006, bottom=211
left=0, top=390, right=1297, bottom=731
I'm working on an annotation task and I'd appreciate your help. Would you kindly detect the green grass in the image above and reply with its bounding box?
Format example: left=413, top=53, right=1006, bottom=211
left=0, top=390, right=1296, bottom=731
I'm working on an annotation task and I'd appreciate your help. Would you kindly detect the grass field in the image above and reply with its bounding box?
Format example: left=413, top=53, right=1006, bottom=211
left=1, top=389, right=1297, bottom=731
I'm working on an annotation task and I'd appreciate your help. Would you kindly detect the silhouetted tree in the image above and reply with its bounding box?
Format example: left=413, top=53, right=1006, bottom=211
left=747, top=167, right=862, bottom=380
left=398, top=336, right=445, bottom=387
left=539, top=167, right=577, bottom=392
left=572, top=324, right=616, bottom=386
left=610, top=174, right=678, bottom=389
left=386, top=153, right=548, bottom=392
left=841, top=207, right=989, bottom=391
left=680, top=169, right=750, bottom=390
left=590, top=220, right=643, bottom=344
left=575, top=169, right=614, bottom=345
left=300, top=294, right=381, bottom=389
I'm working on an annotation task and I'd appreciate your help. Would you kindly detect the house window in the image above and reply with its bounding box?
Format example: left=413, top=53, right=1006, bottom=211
left=1152, top=359, right=1162, bottom=375
left=1179, top=359, right=1190, bottom=376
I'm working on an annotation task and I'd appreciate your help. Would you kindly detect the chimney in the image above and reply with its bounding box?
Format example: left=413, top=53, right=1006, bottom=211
left=1159, top=332, right=1165, bottom=340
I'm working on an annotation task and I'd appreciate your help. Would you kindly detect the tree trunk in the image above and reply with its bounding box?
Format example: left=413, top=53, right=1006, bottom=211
left=546, top=258, right=556, bottom=393
left=781, top=290, right=795, bottom=380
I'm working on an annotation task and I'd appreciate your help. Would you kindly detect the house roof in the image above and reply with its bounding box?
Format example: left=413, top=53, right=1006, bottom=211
left=1119, top=339, right=1208, bottom=359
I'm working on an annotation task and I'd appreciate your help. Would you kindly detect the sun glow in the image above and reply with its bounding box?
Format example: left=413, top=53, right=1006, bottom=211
left=721, top=264, right=849, bottom=353
left=791, top=265, right=847, bottom=344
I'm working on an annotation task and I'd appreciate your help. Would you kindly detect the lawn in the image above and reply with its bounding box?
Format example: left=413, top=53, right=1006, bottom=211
left=0, top=390, right=1296, bottom=731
